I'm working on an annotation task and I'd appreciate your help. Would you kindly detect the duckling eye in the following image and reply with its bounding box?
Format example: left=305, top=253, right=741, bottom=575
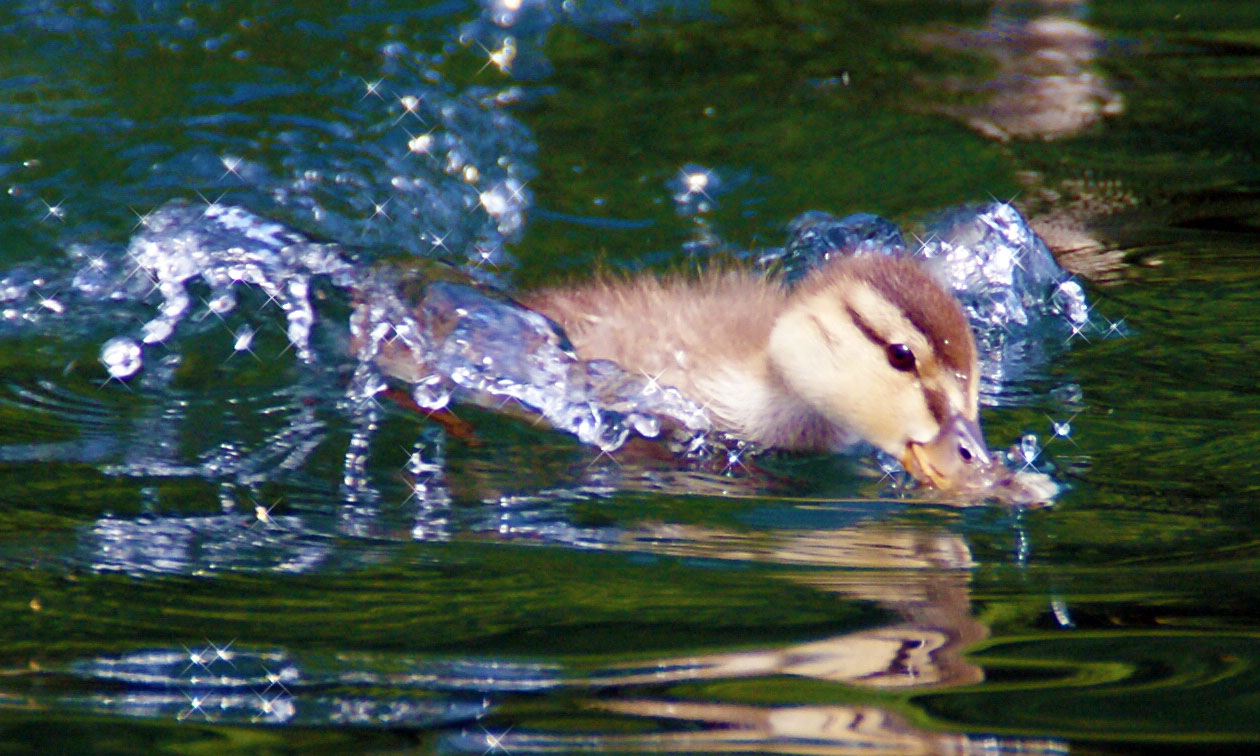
left=886, top=343, right=916, bottom=372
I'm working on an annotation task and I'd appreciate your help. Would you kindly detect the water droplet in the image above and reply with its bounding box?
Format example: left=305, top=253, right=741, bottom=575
left=233, top=326, right=255, bottom=353
left=100, top=336, right=143, bottom=379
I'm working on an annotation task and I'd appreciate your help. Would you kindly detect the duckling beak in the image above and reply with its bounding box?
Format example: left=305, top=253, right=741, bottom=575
left=902, top=414, right=993, bottom=490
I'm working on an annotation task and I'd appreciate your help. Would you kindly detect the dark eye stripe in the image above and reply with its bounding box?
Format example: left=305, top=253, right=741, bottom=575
left=848, top=305, right=920, bottom=374
left=845, top=304, right=887, bottom=349
left=924, top=388, right=948, bottom=425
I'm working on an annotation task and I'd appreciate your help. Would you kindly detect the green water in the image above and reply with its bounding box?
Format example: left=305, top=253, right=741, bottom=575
left=3, top=1, right=1260, bottom=754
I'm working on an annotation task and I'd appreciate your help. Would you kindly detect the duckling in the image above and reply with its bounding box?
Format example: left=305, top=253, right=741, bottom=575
left=519, top=255, right=992, bottom=490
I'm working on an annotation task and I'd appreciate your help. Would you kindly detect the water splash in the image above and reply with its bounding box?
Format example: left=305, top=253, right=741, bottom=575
left=4, top=182, right=1089, bottom=511
left=774, top=202, right=1088, bottom=331
left=124, top=200, right=357, bottom=364
left=349, top=265, right=712, bottom=452
left=916, top=201, right=1087, bottom=329
left=762, top=210, right=908, bottom=276
left=99, top=201, right=711, bottom=464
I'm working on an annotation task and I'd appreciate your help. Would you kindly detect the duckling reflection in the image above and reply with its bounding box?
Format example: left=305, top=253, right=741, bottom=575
left=555, top=700, right=1064, bottom=756
left=449, top=521, right=1066, bottom=756
left=459, top=700, right=1068, bottom=756
left=590, top=522, right=986, bottom=690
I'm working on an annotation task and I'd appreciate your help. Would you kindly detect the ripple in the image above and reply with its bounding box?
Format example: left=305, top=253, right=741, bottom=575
left=920, top=631, right=1260, bottom=740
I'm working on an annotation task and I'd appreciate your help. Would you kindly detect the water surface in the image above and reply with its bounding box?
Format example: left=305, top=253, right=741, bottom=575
left=3, top=1, right=1260, bottom=754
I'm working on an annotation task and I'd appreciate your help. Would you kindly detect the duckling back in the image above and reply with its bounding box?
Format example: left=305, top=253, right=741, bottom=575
left=523, top=271, right=778, bottom=381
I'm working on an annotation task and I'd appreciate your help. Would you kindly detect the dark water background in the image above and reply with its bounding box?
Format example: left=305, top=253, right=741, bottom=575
left=4, top=1, right=1260, bottom=754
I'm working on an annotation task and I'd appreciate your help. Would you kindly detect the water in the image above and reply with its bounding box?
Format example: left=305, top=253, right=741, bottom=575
left=3, top=0, right=1260, bottom=754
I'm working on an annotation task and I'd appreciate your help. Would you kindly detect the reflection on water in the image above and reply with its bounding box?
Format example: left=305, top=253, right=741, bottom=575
left=917, top=1, right=1122, bottom=142
left=84, top=515, right=337, bottom=576
left=602, top=522, right=987, bottom=690
left=910, top=0, right=1146, bottom=285
left=452, top=700, right=1069, bottom=756
left=2, top=513, right=1058, bottom=754
left=13, top=640, right=1064, bottom=754
left=21, top=646, right=494, bottom=727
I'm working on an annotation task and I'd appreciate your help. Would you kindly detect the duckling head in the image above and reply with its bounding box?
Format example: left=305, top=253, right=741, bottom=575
left=767, top=255, right=991, bottom=490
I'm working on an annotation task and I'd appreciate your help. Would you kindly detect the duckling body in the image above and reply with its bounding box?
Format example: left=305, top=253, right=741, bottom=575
left=520, top=269, right=846, bottom=451
left=521, top=255, right=991, bottom=489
